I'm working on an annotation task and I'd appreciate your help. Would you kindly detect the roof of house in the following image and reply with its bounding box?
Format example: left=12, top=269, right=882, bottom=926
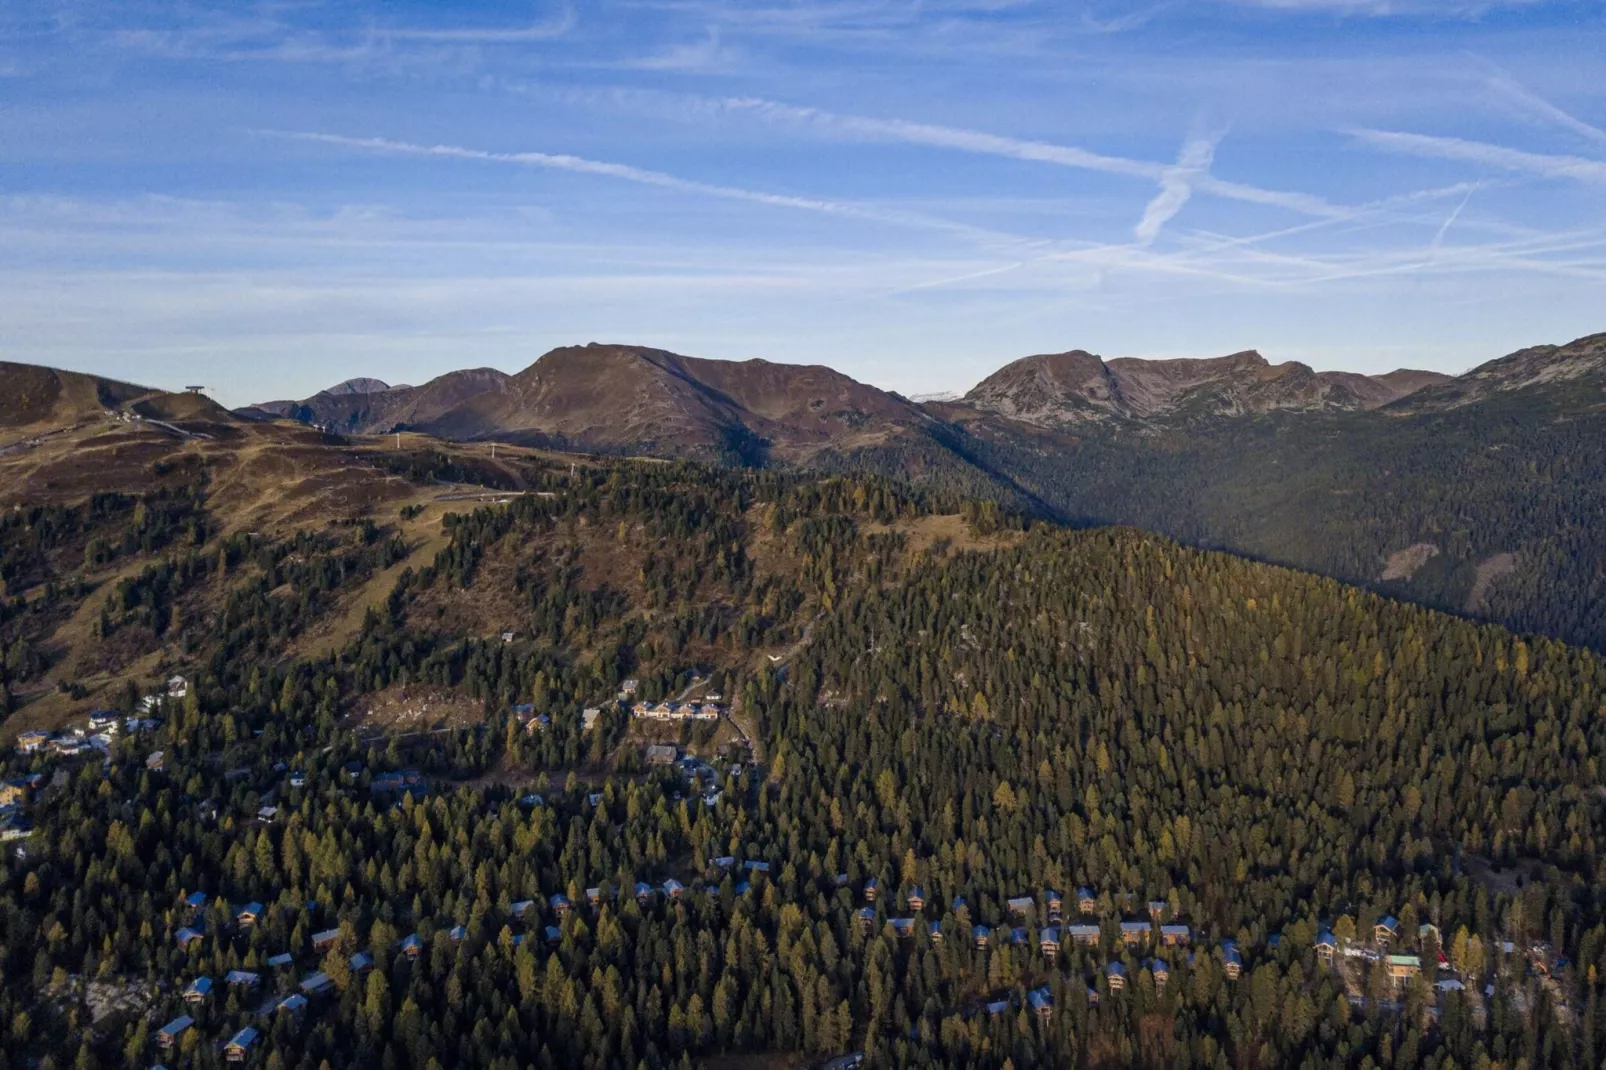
left=267, top=953, right=293, bottom=967
left=299, top=971, right=332, bottom=993
left=277, top=993, right=308, bottom=1012
left=184, top=977, right=213, bottom=995
left=227, top=1026, right=260, bottom=1049
left=225, top=970, right=260, bottom=985
left=1067, top=924, right=1100, bottom=936
left=1120, top=920, right=1150, bottom=932
left=238, top=901, right=264, bottom=917
left=158, top=1016, right=194, bottom=1037
left=1106, top=962, right=1126, bottom=976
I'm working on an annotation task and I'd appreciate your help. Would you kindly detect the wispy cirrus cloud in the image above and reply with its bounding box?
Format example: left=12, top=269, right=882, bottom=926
left=273, top=131, right=1035, bottom=247
left=383, top=4, right=576, bottom=43
left=1351, top=128, right=1606, bottom=185
left=1484, top=73, right=1606, bottom=149
left=716, top=97, right=1345, bottom=218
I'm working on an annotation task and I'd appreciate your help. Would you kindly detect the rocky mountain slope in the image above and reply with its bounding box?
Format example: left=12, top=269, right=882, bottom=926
left=959, top=348, right=1449, bottom=426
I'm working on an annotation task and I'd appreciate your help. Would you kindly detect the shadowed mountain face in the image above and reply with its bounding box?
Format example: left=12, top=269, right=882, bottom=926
left=239, top=368, right=516, bottom=435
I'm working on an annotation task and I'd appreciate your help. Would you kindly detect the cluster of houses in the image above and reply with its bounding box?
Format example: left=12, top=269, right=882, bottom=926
left=512, top=704, right=604, bottom=734
left=15, top=707, right=164, bottom=761
left=850, top=884, right=1209, bottom=997
left=631, top=700, right=723, bottom=723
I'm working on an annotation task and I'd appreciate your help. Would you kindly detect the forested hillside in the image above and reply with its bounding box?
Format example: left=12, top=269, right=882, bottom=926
left=1, top=458, right=1604, bottom=1070
left=937, top=389, right=1606, bottom=653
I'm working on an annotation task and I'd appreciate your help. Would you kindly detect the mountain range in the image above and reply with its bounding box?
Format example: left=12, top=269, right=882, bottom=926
left=4, top=331, right=1603, bottom=651
left=238, top=342, right=1468, bottom=454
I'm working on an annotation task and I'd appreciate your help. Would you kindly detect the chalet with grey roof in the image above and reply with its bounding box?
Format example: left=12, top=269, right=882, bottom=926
left=1120, top=920, right=1151, bottom=945
left=1067, top=923, right=1100, bottom=946
left=1160, top=924, right=1191, bottom=947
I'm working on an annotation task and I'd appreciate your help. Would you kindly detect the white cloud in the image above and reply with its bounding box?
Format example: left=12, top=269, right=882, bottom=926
left=273, top=131, right=1035, bottom=247
left=1485, top=74, right=1606, bottom=150
left=1351, top=128, right=1606, bottom=185
left=718, top=96, right=1346, bottom=218
left=383, top=5, right=576, bottom=43
left=1135, top=130, right=1221, bottom=244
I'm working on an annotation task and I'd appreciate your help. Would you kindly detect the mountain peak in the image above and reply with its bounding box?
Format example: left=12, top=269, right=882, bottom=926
left=321, top=377, right=393, bottom=397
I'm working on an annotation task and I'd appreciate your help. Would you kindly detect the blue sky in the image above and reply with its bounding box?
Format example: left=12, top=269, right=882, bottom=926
left=2, top=0, right=1603, bottom=406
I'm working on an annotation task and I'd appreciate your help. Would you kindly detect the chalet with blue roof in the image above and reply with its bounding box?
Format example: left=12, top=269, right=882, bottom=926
left=1106, top=961, right=1127, bottom=990
left=1375, top=916, right=1400, bottom=946
left=1149, top=958, right=1170, bottom=989
left=225, top=1026, right=259, bottom=1061
left=1028, top=986, right=1054, bottom=1019
left=182, top=977, right=212, bottom=1003
left=1221, top=940, right=1243, bottom=979
left=1076, top=887, right=1097, bottom=914
left=972, top=924, right=990, bottom=949
left=156, top=1016, right=193, bottom=1050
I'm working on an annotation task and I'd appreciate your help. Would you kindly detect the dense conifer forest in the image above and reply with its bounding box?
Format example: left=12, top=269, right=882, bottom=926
left=1, top=457, right=1603, bottom=1070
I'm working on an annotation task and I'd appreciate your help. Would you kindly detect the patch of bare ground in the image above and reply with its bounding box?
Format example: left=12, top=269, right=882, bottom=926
left=702, top=1055, right=810, bottom=1070
left=1379, top=542, right=1440, bottom=582
left=864, top=513, right=1024, bottom=560
left=1464, top=853, right=1542, bottom=897
left=411, top=550, right=530, bottom=640
left=344, top=685, right=485, bottom=735
left=1466, top=552, right=1517, bottom=613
